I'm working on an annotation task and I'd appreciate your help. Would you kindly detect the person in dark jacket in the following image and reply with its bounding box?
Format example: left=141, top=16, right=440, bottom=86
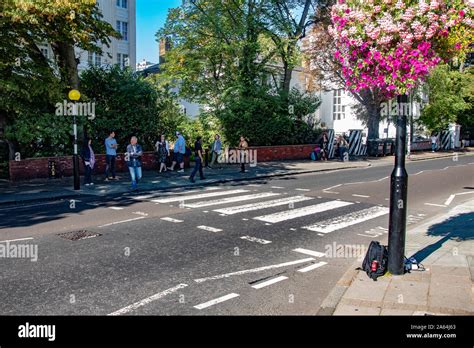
left=319, top=132, right=329, bottom=161
left=126, top=136, right=143, bottom=190
left=80, top=137, right=95, bottom=186
left=189, top=136, right=206, bottom=183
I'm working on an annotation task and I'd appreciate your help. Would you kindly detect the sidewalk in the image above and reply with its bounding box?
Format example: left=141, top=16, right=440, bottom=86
left=327, top=199, right=474, bottom=316
left=0, top=159, right=369, bottom=206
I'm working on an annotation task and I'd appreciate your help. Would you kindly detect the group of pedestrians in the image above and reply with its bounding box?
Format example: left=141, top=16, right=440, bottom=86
left=311, top=132, right=349, bottom=162
left=80, top=131, right=248, bottom=190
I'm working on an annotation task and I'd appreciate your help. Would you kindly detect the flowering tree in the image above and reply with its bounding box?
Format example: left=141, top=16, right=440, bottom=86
left=329, top=0, right=474, bottom=99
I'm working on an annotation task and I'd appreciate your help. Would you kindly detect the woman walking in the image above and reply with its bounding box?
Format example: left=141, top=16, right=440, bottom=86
left=80, top=137, right=95, bottom=186
left=155, top=134, right=170, bottom=173
left=208, top=134, right=222, bottom=169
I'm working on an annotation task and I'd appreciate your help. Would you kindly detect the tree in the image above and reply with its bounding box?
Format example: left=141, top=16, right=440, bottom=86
left=420, top=64, right=473, bottom=132
left=306, top=21, right=388, bottom=139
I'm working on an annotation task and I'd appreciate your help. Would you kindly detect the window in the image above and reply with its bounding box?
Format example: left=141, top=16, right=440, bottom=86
left=117, top=53, right=129, bottom=69
left=116, top=21, right=128, bottom=41
left=40, top=47, right=49, bottom=59
left=116, top=0, right=127, bottom=8
left=332, top=89, right=345, bottom=120
left=88, top=52, right=102, bottom=67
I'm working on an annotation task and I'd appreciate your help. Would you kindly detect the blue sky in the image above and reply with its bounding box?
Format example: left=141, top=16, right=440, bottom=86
left=136, top=0, right=182, bottom=64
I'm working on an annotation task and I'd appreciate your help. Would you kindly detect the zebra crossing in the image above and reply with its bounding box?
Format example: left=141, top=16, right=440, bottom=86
left=152, top=186, right=390, bottom=236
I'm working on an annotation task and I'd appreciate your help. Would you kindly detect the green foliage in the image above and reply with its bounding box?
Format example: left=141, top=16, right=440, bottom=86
left=420, top=65, right=473, bottom=132
left=218, top=86, right=321, bottom=146
left=80, top=66, right=185, bottom=152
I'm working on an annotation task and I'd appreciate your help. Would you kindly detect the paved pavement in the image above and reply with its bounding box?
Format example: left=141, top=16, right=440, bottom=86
left=0, top=149, right=471, bottom=207
left=331, top=199, right=474, bottom=316
left=0, top=154, right=472, bottom=316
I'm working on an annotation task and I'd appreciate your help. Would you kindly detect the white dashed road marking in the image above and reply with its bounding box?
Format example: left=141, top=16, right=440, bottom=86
left=424, top=203, right=446, bottom=207
left=194, top=258, right=315, bottom=283
left=352, top=194, right=370, bottom=198
left=293, top=248, right=326, bottom=258
left=108, top=207, right=124, bottom=210
left=297, top=261, right=328, bottom=273
left=194, top=293, right=240, bottom=310
left=108, top=283, right=188, bottom=315
left=240, top=236, right=272, bottom=244
left=0, top=237, right=34, bottom=243
left=98, top=217, right=145, bottom=228
left=251, top=276, right=288, bottom=289
left=160, top=217, right=183, bottom=223
left=197, top=225, right=222, bottom=233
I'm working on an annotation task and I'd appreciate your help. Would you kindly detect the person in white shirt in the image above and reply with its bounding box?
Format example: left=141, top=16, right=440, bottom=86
left=431, top=133, right=438, bottom=152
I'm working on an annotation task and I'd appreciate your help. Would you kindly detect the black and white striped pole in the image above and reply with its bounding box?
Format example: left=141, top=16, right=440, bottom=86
left=69, top=90, right=81, bottom=190
left=387, top=94, right=409, bottom=275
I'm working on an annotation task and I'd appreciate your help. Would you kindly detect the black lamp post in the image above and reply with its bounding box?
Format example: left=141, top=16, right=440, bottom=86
left=387, top=94, right=409, bottom=275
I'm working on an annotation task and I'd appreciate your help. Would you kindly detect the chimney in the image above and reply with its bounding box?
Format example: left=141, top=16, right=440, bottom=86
left=159, top=38, right=171, bottom=65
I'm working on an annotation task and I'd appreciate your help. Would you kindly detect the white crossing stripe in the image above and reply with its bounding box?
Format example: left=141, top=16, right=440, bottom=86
left=251, top=276, right=288, bottom=289
left=194, top=258, right=315, bottom=283
left=213, top=196, right=313, bottom=215
left=302, top=206, right=389, bottom=233
left=184, top=192, right=280, bottom=208
left=152, top=189, right=250, bottom=203
left=240, top=236, right=272, bottom=244
left=253, top=200, right=353, bottom=223
left=293, top=248, right=326, bottom=258
left=108, top=207, right=124, bottom=210
left=297, top=261, right=328, bottom=273
left=109, top=284, right=188, bottom=315
left=160, top=217, right=183, bottom=223
left=295, top=188, right=310, bottom=192
left=271, top=186, right=284, bottom=189
left=194, top=293, right=240, bottom=310
left=197, top=225, right=222, bottom=232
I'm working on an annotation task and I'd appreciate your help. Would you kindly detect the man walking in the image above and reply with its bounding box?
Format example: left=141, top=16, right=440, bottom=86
left=189, top=136, right=206, bottom=183
left=168, top=131, right=186, bottom=173
left=105, top=130, right=118, bottom=181
left=238, top=136, right=248, bottom=173
left=126, top=136, right=143, bottom=190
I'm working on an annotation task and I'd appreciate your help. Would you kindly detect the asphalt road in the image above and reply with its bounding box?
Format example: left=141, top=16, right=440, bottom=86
left=0, top=156, right=473, bottom=315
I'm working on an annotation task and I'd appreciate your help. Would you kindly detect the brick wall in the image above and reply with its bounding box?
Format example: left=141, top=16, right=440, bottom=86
left=9, top=144, right=317, bottom=181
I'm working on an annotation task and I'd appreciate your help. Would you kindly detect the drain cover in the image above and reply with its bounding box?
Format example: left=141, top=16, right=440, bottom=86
left=57, top=230, right=101, bottom=241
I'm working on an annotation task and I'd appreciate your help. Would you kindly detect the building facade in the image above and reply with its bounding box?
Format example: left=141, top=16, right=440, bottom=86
left=38, top=0, right=136, bottom=72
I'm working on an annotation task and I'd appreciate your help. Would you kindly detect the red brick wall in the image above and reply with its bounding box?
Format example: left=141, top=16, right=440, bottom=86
left=9, top=145, right=317, bottom=181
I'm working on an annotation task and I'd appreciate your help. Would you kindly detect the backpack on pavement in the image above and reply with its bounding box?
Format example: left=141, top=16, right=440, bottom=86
left=361, top=241, right=388, bottom=281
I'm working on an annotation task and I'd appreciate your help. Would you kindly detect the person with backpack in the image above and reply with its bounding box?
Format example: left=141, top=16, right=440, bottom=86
left=168, top=131, right=186, bottom=173
left=189, top=136, right=206, bottom=183
left=311, top=144, right=321, bottom=161
left=126, top=136, right=143, bottom=190
left=80, top=137, right=95, bottom=186
left=155, top=134, right=170, bottom=173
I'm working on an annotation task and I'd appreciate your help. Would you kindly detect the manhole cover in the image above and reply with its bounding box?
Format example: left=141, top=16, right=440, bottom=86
left=57, top=230, right=101, bottom=241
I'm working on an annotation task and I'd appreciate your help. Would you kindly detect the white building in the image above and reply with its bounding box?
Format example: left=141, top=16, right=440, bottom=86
left=136, top=59, right=156, bottom=72
left=38, top=0, right=136, bottom=72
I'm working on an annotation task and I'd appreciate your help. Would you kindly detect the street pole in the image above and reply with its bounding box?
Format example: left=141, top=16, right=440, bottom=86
left=387, top=94, right=408, bottom=275
left=69, top=90, right=81, bottom=190
left=73, top=110, right=80, bottom=190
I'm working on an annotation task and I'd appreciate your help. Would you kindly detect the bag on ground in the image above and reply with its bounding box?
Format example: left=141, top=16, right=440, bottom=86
left=362, top=241, right=388, bottom=281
